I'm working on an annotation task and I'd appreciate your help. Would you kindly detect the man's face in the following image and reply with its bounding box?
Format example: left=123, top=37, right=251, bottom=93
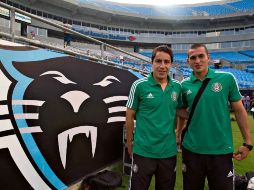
left=152, top=51, right=172, bottom=82
left=187, top=46, right=210, bottom=75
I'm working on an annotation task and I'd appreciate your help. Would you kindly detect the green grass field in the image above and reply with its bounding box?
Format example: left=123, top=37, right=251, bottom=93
left=114, top=115, right=254, bottom=190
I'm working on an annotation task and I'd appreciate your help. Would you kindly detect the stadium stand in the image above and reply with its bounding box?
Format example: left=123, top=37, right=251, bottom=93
left=140, top=52, right=188, bottom=64
left=141, top=51, right=254, bottom=63
left=0, top=0, right=254, bottom=88
left=191, top=4, right=235, bottom=16
left=77, top=0, right=254, bottom=17
left=219, top=68, right=254, bottom=88
left=209, top=52, right=254, bottom=63
left=140, top=49, right=254, bottom=88
left=227, top=0, right=254, bottom=12
left=178, top=66, right=254, bottom=88
left=239, top=50, right=254, bottom=58
left=246, top=65, right=254, bottom=73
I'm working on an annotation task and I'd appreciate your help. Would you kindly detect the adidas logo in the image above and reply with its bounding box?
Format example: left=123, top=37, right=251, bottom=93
left=227, top=171, right=234, bottom=178
left=186, top=89, right=192, bottom=95
left=147, top=93, right=154, bottom=99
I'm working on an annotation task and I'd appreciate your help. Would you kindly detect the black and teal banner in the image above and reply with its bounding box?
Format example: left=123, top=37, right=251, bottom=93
left=0, top=42, right=140, bottom=189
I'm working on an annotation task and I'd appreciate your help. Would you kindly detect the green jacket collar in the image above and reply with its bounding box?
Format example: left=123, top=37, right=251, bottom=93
left=148, top=72, right=174, bottom=86
left=190, top=68, right=216, bottom=82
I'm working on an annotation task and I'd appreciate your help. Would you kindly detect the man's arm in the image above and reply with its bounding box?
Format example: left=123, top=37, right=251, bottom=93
left=177, top=108, right=189, bottom=120
left=125, top=108, right=136, bottom=156
left=231, top=100, right=252, bottom=161
left=176, top=108, right=188, bottom=144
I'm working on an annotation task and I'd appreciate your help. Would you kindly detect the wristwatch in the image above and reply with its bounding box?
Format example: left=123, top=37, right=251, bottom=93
left=243, top=143, right=253, bottom=151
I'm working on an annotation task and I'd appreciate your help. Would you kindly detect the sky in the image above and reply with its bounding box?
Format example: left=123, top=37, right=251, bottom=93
left=105, top=0, right=224, bottom=6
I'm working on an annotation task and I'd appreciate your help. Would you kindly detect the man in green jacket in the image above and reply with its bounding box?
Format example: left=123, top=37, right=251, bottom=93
left=126, top=45, right=182, bottom=190
left=177, top=43, right=252, bottom=190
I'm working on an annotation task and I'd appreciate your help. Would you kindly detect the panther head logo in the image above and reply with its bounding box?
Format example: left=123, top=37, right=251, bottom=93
left=0, top=46, right=139, bottom=189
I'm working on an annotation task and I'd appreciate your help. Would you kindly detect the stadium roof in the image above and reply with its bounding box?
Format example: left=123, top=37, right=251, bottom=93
left=76, top=0, right=254, bottom=19
left=105, top=0, right=225, bottom=6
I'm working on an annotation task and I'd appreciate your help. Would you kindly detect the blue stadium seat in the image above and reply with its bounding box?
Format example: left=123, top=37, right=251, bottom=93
left=174, top=53, right=188, bottom=62
left=210, top=52, right=254, bottom=62
left=227, top=0, right=254, bottom=12
left=239, top=50, right=254, bottom=58
left=218, top=68, right=254, bottom=88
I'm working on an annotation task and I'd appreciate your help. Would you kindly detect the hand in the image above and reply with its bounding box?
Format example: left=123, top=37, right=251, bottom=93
left=233, top=146, right=250, bottom=161
left=176, top=131, right=181, bottom=145
left=127, top=142, right=133, bottom=158
left=176, top=109, right=189, bottom=119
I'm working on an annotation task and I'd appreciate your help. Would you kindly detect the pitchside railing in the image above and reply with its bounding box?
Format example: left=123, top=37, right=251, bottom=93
left=0, top=1, right=151, bottom=75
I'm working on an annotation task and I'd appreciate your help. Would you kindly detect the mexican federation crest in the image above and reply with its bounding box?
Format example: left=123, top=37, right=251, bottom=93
left=171, top=91, right=177, bottom=101
left=211, top=82, right=223, bottom=92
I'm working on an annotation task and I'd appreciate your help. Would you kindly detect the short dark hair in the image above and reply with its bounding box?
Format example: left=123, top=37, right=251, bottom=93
left=151, top=45, right=173, bottom=63
left=188, top=43, right=209, bottom=57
